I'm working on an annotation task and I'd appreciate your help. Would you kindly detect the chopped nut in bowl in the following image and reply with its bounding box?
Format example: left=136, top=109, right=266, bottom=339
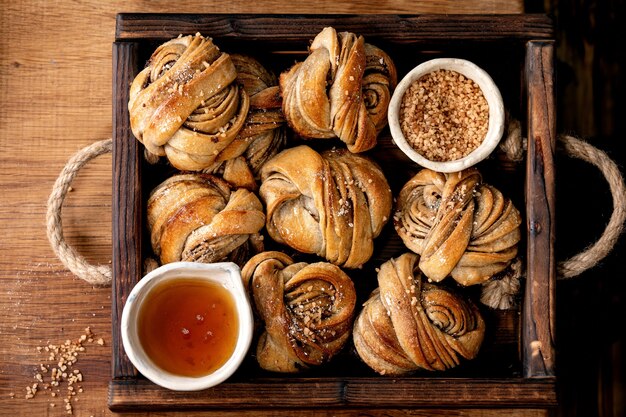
left=388, top=58, right=505, bottom=172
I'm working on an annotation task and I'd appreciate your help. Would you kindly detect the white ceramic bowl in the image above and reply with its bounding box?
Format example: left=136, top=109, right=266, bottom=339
left=388, top=58, right=505, bottom=173
left=121, top=262, right=253, bottom=391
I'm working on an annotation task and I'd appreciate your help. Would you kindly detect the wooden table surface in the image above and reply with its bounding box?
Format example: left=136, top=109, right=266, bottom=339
left=3, top=1, right=618, bottom=416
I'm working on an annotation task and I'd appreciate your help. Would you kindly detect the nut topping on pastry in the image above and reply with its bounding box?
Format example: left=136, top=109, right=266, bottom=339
left=242, top=251, right=356, bottom=372
left=394, top=168, right=522, bottom=286
left=147, top=173, right=265, bottom=266
left=353, top=253, right=485, bottom=375
left=259, top=145, right=392, bottom=269
left=280, top=27, right=397, bottom=152
left=129, top=34, right=249, bottom=171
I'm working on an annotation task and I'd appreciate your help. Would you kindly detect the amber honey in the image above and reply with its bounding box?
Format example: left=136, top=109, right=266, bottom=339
left=137, top=278, right=239, bottom=377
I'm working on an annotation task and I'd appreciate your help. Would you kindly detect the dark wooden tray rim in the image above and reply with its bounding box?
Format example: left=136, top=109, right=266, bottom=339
left=111, top=13, right=557, bottom=411
left=109, top=377, right=557, bottom=411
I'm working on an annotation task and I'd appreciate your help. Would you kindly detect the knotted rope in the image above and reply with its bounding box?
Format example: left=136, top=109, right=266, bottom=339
left=480, top=124, right=626, bottom=309
left=46, top=139, right=113, bottom=286
left=556, top=135, right=626, bottom=278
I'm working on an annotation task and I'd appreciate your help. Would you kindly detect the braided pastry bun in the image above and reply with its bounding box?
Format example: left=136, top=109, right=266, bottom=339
left=259, top=145, right=392, bottom=269
left=353, top=253, right=485, bottom=375
left=242, top=251, right=356, bottom=372
left=280, top=27, right=397, bottom=153
left=129, top=34, right=249, bottom=171
left=202, top=54, right=286, bottom=190
left=147, top=173, right=265, bottom=266
left=394, top=168, right=522, bottom=286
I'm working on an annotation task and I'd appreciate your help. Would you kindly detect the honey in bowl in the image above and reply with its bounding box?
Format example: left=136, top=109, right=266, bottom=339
left=137, top=278, right=239, bottom=377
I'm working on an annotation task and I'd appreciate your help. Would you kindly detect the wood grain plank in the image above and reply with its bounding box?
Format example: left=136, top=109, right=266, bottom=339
left=523, top=40, right=557, bottom=378
left=108, top=379, right=343, bottom=411
left=344, top=378, right=557, bottom=408
left=108, top=377, right=556, bottom=410
left=116, top=14, right=553, bottom=42
left=110, top=0, right=525, bottom=15
left=112, top=41, right=142, bottom=380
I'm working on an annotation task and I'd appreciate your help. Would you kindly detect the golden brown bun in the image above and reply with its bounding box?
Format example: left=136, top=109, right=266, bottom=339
left=394, top=168, right=522, bottom=286
left=259, top=145, right=392, bottom=269
left=279, top=27, right=397, bottom=152
left=147, top=173, right=264, bottom=266
left=241, top=251, right=356, bottom=373
left=202, top=54, right=286, bottom=190
left=128, top=34, right=249, bottom=171
left=353, top=253, right=485, bottom=375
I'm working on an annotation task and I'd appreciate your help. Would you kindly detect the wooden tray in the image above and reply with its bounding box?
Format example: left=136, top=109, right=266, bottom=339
left=110, top=13, right=556, bottom=411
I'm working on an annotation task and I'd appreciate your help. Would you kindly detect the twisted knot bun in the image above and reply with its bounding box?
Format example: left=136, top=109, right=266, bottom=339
left=280, top=27, right=397, bottom=152
left=147, top=173, right=265, bottom=266
left=394, top=168, right=522, bottom=286
left=129, top=34, right=249, bottom=171
left=260, top=145, right=392, bottom=269
left=242, top=251, right=356, bottom=372
left=353, top=253, right=485, bottom=375
left=202, top=54, right=286, bottom=189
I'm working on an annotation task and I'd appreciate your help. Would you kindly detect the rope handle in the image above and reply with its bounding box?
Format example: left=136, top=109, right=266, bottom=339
left=46, top=135, right=625, bottom=287
left=556, top=134, right=626, bottom=278
left=46, top=139, right=113, bottom=286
